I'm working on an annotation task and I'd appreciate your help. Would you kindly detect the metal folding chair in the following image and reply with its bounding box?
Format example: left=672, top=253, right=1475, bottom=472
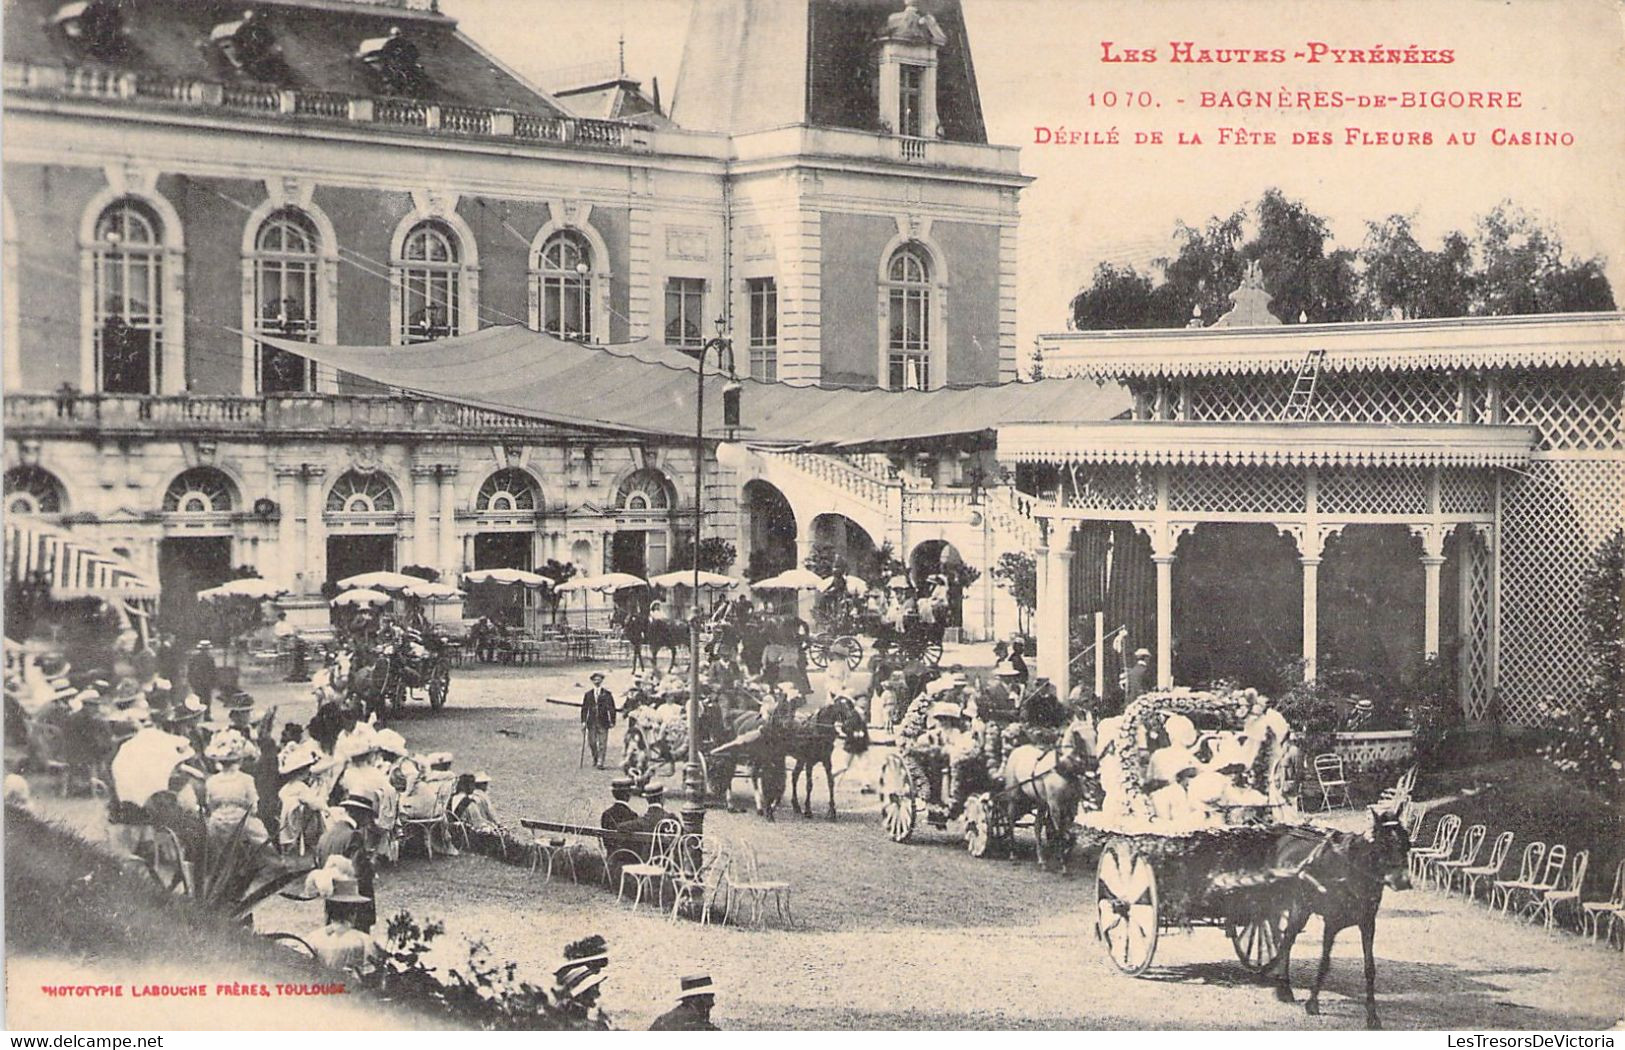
left=1312, top=753, right=1351, bottom=811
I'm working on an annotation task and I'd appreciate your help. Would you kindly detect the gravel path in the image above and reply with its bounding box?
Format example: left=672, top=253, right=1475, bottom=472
left=42, top=661, right=1625, bottom=1030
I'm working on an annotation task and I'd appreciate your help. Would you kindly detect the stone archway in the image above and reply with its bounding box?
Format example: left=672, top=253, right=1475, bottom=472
left=743, top=479, right=797, bottom=580
left=810, top=513, right=880, bottom=580
left=910, top=538, right=967, bottom=628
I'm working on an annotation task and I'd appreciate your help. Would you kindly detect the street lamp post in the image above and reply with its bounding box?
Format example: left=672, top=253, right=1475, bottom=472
left=685, top=317, right=737, bottom=802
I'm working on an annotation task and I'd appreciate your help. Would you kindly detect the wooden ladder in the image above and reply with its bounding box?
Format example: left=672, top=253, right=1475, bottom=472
left=1281, top=349, right=1326, bottom=421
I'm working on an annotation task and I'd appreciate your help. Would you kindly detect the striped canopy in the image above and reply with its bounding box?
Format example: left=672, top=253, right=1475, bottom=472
left=5, top=519, right=161, bottom=600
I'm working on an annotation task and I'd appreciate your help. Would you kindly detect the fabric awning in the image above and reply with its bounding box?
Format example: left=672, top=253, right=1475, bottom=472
left=5, top=518, right=161, bottom=600
left=997, top=420, right=1539, bottom=468
left=258, top=326, right=1133, bottom=448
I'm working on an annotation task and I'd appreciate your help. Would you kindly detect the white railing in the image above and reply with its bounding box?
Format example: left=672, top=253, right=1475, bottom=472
left=3, top=392, right=556, bottom=434
left=775, top=450, right=898, bottom=508
left=982, top=485, right=1042, bottom=548
left=5, top=60, right=645, bottom=153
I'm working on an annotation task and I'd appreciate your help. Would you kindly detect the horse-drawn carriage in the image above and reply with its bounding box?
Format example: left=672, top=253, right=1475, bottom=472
left=348, top=626, right=451, bottom=719
left=1079, top=688, right=1414, bottom=1028
left=806, top=597, right=944, bottom=671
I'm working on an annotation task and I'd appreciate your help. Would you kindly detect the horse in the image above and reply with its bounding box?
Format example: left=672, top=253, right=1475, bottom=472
left=1261, top=803, right=1413, bottom=1029
left=787, top=695, right=870, bottom=820
left=622, top=613, right=689, bottom=674
left=346, top=646, right=394, bottom=723
left=707, top=708, right=792, bottom=820
left=999, top=713, right=1100, bottom=873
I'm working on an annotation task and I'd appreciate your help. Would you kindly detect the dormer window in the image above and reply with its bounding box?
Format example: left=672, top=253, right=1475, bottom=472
left=357, top=26, right=429, bottom=96
left=49, top=0, right=127, bottom=61
left=874, top=1, right=945, bottom=139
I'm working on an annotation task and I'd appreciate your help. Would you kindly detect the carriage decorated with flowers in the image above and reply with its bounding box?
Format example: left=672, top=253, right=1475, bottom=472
left=1082, top=687, right=1313, bottom=977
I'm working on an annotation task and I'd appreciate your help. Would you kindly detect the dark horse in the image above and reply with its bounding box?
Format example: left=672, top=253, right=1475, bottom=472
left=1257, top=803, right=1413, bottom=1029
left=787, top=695, right=870, bottom=820
left=621, top=613, right=689, bottom=674
left=707, top=709, right=791, bottom=820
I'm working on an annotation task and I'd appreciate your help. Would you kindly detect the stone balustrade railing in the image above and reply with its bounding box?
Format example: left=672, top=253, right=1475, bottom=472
left=4, top=60, right=650, bottom=153
left=776, top=450, right=898, bottom=508
left=3, top=392, right=563, bottom=436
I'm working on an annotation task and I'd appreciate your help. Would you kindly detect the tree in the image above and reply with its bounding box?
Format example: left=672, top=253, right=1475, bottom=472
left=401, top=564, right=440, bottom=582
left=802, top=542, right=843, bottom=579
left=668, top=536, right=737, bottom=575
left=992, top=551, right=1037, bottom=635
left=1067, top=263, right=1165, bottom=331
left=1360, top=214, right=1475, bottom=319
left=1473, top=202, right=1616, bottom=315
left=534, top=559, right=577, bottom=623
left=1248, top=187, right=1361, bottom=324
left=1542, top=529, right=1624, bottom=811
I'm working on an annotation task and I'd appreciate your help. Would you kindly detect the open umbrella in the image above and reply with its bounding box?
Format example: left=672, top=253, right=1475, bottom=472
left=197, top=577, right=289, bottom=602
left=752, top=568, right=825, bottom=591
left=403, top=581, right=464, bottom=600
left=648, top=570, right=740, bottom=590
left=462, top=568, right=552, bottom=588
left=331, top=588, right=393, bottom=608
left=335, top=571, right=421, bottom=593
left=110, top=727, right=199, bottom=809
left=576, top=572, right=650, bottom=593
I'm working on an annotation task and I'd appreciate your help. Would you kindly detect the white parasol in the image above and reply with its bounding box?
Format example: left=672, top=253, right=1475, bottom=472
left=197, top=577, right=289, bottom=602
left=648, top=570, right=740, bottom=590
left=462, top=568, right=553, bottom=588
left=335, top=571, right=422, bottom=593
left=331, top=588, right=393, bottom=608
left=403, top=581, right=464, bottom=600
left=753, top=568, right=825, bottom=591
left=110, top=728, right=199, bottom=809
left=573, top=572, right=650, bottom=593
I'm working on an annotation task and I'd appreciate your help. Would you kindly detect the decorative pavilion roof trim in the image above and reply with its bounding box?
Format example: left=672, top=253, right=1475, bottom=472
left=997, top=421, right=1538, bottom=468
left=1039, top=311, right=1625, bottom=379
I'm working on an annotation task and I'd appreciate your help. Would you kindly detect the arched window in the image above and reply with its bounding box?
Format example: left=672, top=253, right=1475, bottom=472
left=885, top=242, right=931, bottom=390
left=475, top=469, right=539, bottom=513
left=327, top=471, right=397, bottom=514
left=616, top=469, right=674, bottom=512
left=534, top=231, right=592, bottom=341
left=397, top=221, right=460, bottom=344
left=4, top=467, right=65, bottom=515
left=92, top=199, right=165, bottom=394
left=252, top=208, right=320, bottom=393
left=162, top=468, right=237, bottom=514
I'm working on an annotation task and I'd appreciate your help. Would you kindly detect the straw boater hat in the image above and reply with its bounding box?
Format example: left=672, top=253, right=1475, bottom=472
left=676, top=974, right=716, bottom=1002
left=929, top=701, right=963, bottom=722
left=641, top=785, right=665, bottom=804
left=338, top=793, right=377, bottom=820
left=426, top=751, right=454, bottom=770
left=1134, top=648, right=1152, bottom=659
left=589, top=671, right=606, bottom=684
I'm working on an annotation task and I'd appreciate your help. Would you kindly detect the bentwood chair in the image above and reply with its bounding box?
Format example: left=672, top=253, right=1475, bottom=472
left=1491, top=841, right=1549, bottom=914
left=1459, top=830, right=1514, bottom=900
left=1523, top=848, right=1587, bottom=931
left=668, top=834, right=731, bottom=924
left=616, top=818, right=682, bottom=910
left=1429, top=823, right=1486, bottom=892
left=1408, top=813, right=1460, bottom=882
left=1580, top=860, right=1625, bottom=944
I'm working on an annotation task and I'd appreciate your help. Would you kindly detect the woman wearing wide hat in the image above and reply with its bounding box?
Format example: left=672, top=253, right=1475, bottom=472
left=203, top=728, right=269, bottom=847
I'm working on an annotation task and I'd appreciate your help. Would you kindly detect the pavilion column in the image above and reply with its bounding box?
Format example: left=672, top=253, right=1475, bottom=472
left=411, top=466, right=436, bottom=568
left=1045, top=542, right=1074, bottom=700
left=274, top=466, right=303, bottom=592
left=1033, top=539, right=1050, bottom=662
left=1408, top=524, right=1447, bottom=658
left=302, top=465, right=327, bottom=592
left=1153, top=554, right=1174, bottom=688
left=1300, top=555, right=1321, bottom=681
left=437, top=466, right=460, bottom=581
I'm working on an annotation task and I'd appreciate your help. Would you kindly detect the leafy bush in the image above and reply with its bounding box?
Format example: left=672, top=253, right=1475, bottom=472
left=1541, top=529, right=1624, bottom=810
left=992, top=551, right=1036, bottom=635
left=1399, top=646, right=1463, bottom=764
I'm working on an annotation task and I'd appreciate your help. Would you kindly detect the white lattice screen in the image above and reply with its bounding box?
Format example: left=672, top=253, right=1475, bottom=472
left=1455, top=526, right=1494, bottom=720
left=1440, top=468, right=1492, bottom=515
left=1168, top=465, right=1305, bottom=515
left=1187, top=370, right=1458, bottom=423
left=1500, top=368, right=1624, bottom=451
left=1318, top=465, right=1428, bottom=516
left=1498, top=458, right=1625, bottom=724
left=1064, top=464, right=1155, bottom=510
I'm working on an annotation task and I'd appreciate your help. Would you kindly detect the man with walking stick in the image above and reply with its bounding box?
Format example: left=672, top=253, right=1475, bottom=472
left=581, top=671, right=616, bottom=770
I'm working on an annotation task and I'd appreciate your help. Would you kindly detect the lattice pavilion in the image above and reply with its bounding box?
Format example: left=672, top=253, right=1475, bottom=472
left=1024, top=271, right=1624, bottom=726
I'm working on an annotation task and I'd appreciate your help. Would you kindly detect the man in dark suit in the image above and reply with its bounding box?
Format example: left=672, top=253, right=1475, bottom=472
left=581, top=672, right=616, bottom=770
left=316, top=794, right=377, bottom=931
left=186, top=640, right=218, bottom=716
left=649, top=974, right=720, bottom=1030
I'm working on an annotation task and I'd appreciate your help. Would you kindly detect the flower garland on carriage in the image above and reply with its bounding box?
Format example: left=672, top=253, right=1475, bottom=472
left=1088, top=686, right=1294, bottom=836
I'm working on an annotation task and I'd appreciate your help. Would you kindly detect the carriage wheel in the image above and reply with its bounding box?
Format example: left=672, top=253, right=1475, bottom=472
left=1096, top=840, right=1160, bottom=975
left=877, top=753, right=917, bottom=842
left=428, top=662, right=450, bottom=711
left=922, top=639, right=944, bottom=667
left=832, top=635, right=864, bottom=671
left=963, top=793, right=995, bottom=857
left=807, top=637, right=830, bottom=671
left=1226, top=906, right=1293, bottom=973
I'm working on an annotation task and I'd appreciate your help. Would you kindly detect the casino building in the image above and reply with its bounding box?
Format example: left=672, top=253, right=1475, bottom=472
left=2, top=0, right=1031, bottom=637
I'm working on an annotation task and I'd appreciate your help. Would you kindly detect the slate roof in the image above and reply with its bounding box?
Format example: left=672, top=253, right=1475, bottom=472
left=554, top=78, right=674, bottom=129
left=4, top=0, right=569, bottom=114
left=672, top=0, right=987, bottom=143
